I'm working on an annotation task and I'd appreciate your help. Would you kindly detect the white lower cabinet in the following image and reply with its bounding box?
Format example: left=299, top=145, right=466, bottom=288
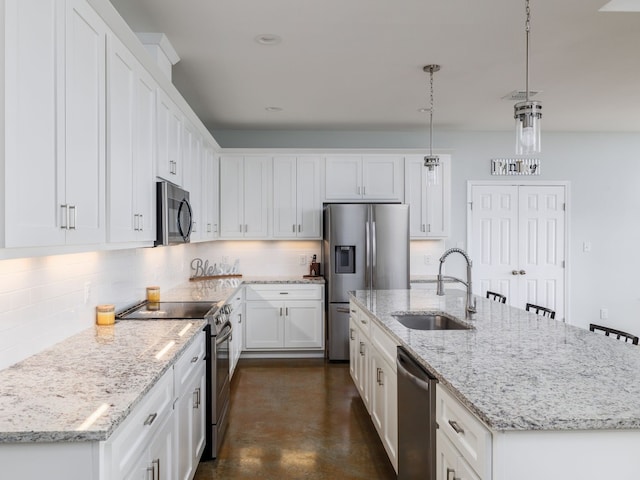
left=349, top=301, right=399, bottom=472
left=228, top=288, right=244, bottom=378
left=244, top=285, right=324, bottom=351
left=174, top=333, right=207, bottom=480
left=436, top=384, right=492, bottom=480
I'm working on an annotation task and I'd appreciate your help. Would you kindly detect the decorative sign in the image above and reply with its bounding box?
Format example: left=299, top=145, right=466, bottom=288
left=491, top=158, right=540, bottom=176
left=190, top=258, right=241, bottom=280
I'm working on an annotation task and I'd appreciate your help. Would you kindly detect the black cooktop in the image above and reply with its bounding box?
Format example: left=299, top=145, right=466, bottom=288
left=117, top=301, right=219, bottom=320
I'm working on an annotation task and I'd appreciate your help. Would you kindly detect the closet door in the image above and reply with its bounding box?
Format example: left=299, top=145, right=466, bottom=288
left=470, top=184, right=566, bottom=320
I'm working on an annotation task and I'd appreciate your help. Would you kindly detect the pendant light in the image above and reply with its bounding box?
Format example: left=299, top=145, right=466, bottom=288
left=514, top=0, right=542, bottom=155
left=423, top=64, right=440, bottom=185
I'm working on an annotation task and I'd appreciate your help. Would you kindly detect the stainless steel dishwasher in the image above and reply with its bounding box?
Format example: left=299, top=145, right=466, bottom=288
left=397, top=346, right=437, bottom=480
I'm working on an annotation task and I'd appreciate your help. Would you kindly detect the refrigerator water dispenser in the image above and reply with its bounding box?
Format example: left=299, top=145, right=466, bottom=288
left=335, top=246, right=355, bottom=274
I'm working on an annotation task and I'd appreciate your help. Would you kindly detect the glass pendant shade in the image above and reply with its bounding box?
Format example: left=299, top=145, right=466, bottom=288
left=424, top=156, right=439, bottom=185
left=514, top=100, right=542, bottom=155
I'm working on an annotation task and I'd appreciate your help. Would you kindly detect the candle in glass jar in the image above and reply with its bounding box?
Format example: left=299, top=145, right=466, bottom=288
left=96, top=304, right=115, bottom=326
left=146, top=286, right=160, bottom=303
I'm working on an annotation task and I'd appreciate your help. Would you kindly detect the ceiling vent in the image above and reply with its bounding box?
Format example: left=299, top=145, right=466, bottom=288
left=502, top=90, right=540, bottom=101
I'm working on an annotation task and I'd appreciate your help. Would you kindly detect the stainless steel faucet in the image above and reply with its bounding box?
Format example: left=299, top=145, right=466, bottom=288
left=436, top=248, right=477, bottom=316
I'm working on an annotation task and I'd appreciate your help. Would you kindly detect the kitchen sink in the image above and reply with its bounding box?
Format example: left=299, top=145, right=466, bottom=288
left=392, top=312, right=471, bottom=330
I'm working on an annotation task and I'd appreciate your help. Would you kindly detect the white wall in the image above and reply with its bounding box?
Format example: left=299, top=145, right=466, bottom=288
left=214, top=128, right=640, bottom=335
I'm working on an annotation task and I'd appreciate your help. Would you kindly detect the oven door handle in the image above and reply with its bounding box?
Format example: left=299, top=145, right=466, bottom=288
left=215, top=322, right=233, bottom=345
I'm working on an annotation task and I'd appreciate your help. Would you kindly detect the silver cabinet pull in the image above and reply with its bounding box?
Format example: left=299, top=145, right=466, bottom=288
left=61, top=204, right=69, bottom=229
left=192, top=221, right=197, bottom=233
left=285, top=307, right=289, bottom=316
left=238, top=313, right=242, bottom=324
left=140, top=214, right=143, bottom=231
left=152, top=459, right=160, bottom=480
left=298, top=224, right=301, bottom=232
left=193, top=387, right=201, bottom=408
left=207, top=223, right=212, bottom=232
left=292, top=224, right=296, bottom=233
left=133, top=214, right=138, bottom=231
left=143, top=413, right=157, bottom=426
left=512, top=270, right=519, bottom=275
left=336, top=307, right=350, bottom=313
left=239, top=224, right=243, bottom=233
left=446, top=468, right=459, bottom=480
left=349, top=328, right=355, bottom=340
left=279, top=292, right=289, bottom=295
left=68, top=205, right=77, bottom=230
left=357, top=186, right=361, bottom=195
left=191, top=356, right=199, bottom=363
left=363, top=186, right=366, bottom=195
left=376, top=367, right=384, bottom=385
left=519, top=269, right=526, bottom=275
left=214, top=223, right=218, bottom=233
left=359, top=342, right=365, bottom=356
left=448, top=419, right=465, bottom=434
left=280, top=307, right=283, bottom=316
left=427, top=224, right=431, bottom=233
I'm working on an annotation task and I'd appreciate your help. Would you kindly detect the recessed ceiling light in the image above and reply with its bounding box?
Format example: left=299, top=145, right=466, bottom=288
left=255, top=34, right=282, bottom=45
left=265, top=106, right=283, bottom=112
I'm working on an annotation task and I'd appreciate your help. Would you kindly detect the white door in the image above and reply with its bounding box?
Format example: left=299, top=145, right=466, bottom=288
left=65, top=0, right=107, bottom=245
left=362, top=155, right=404, bottom=201
left=325, top=156, right=362, bottom=200
left=243, top=156, right=270, bottom=238
left=284, top=301, right=323, bottom=348
left=296, top=156, right=322, bottom=238
left=272, top=156, right=297, bottom=238
left=219, top=156, right=244, bottom=238
left=470, top=184, right=566, bottom=320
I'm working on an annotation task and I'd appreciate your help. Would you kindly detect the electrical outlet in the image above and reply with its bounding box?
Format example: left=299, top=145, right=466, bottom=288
left=600, top=308, right=608, bottom=320
left=299, top=255, right=307, bottom=265
left=424, top=255, right=433, bottom=265
left=84, top=281, right=91, bottom=305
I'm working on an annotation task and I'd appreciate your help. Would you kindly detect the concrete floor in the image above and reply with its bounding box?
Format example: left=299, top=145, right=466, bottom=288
left=194, top=358, right=397, bottom=480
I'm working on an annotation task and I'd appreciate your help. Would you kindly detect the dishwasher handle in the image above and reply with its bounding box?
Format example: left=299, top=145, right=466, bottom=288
left=397, top=348, right=433, bottom=392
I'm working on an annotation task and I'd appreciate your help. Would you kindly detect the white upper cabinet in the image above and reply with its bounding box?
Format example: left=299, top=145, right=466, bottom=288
left=183, top=121, right=203, bottom=241
left=405, top=154, right=451, bottom=238
left=201, top=144, right=220, bottom=240
left=273, top=156, right=322, bottom=239
left=156, top=88, right=183, bottom=186
left=106, top=34, right=156, bottom=244
left=64, top=0, right=107, bottom=245
left=219, top=155, right=270, bottom=238
left=4, top=0, right=108, bottom=248
left=325, top=155, right=404, bottom=202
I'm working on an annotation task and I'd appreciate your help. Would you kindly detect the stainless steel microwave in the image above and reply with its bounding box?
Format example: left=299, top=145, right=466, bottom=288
left=155, top=181, right=193, bottom=246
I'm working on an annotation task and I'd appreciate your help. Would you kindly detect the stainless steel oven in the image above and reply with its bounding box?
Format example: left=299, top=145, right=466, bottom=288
left=204, top=305, right=232, bottom=460
left=116, top=300, right=232, bottom=460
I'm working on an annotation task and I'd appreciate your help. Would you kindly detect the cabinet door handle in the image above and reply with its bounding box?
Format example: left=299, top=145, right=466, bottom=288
left=191, top=356, right=199, bottom=363
left=285, top=307, right=289, bottom=316
left=143, top=412, right=158, bottom=426
left=244, top=224, right=248, bottom=233
left=193, top=387, right=201, bottom=408
left=152, top=459, right=160, bottom=480
left=519, top=269, right=526, bottom=275
left=214, top=223, right=218, bottom=233
left=238, top=313, right=242, bottom=324
left=336, top=307, right=350, bottom=313
left=292, top=224, right=296, bottom=233
left=280, top=307, right=283, bottom=316
left=68, top=205, right=77, bottom=230
left=239, top=224, right=243, bottom=233
left=207, top=223, right=212, bottom=232
left=376, top=367, right=383, bottom=385
left=512, top=270, right=519, bottom=275
left=363, top=186, right=366, bottom=195
left=448, top=419, right=465, bottom=434
left=446, top=468, right=459, bottom=480
left=349, top=328, right=355, bottom=340
left=359, top=342, right=365, bottom=356
left=427, top=224, right=431, bottom=233
left=139, top=214, right=144, bottom=231
left=60, top=204, right=68, bottom=229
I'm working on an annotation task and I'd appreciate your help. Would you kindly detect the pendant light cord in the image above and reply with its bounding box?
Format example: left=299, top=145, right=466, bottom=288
left=429, top=68, right=434, bottom=157
left=525, top=0, right=530, bottom=103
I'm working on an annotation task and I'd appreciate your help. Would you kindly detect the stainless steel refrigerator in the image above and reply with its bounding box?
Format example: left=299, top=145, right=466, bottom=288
left=323, top=203, right=410, bottom=360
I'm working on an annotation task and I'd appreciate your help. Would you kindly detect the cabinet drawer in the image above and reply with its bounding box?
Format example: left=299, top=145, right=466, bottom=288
left=174, top=331, right=206, bottom=391
left=246, top=284, right=322, bottom=301
left=370, top=321, right=399, bottom=370
left=109, top=368, right=174, bottom=477
left=436, top=384, right=492, bottom=478
left=350, top=302, right=371, bottom=338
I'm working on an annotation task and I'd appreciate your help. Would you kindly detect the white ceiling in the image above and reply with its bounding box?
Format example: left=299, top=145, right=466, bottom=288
left=108, top=0, right=640, bottom=133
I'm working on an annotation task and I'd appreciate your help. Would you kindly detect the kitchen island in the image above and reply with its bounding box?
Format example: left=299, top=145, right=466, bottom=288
left=350, top=287, right=640, bottom=480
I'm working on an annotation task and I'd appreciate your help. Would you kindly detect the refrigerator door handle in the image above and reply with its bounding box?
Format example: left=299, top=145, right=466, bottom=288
left=365, top=220, right=371, bottom=289
left=371, top=220, right=377, bottom=290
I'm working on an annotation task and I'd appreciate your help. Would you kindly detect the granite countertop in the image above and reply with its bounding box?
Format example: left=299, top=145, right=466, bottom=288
left=0, top=319, right=206, bottom=443
left=163, top=275, right=325, bottom=303
left=350, top=288, right=640, bottom=432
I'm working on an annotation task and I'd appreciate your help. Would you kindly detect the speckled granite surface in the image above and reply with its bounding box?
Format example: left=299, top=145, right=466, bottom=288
left=350, top=289, right=640, bottom=432
left=0, top=320, right=206, bottom=443
left=163, top=276, right=325, bottom=303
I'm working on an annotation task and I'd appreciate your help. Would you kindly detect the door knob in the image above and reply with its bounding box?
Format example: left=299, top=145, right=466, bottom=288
left=512, top=270, right=519, bottom=275
left=519, top=270, right=526, bottom=275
